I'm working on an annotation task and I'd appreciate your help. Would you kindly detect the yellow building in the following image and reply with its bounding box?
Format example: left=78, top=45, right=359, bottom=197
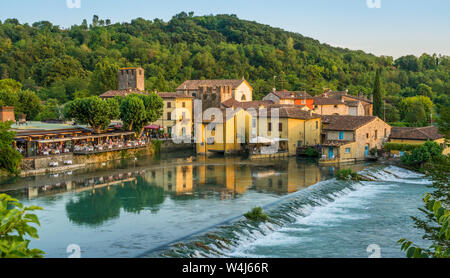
left=259, top=106, right=322, bottom=156
left=320, top=115, right=391, bottom=163
left=144, top=164, right=194, bottom=195
left=154, top=92, right=193, bottom=138
left=196, top=108, right=251, bottom=155
left=389, top=126, right=449, bottom=155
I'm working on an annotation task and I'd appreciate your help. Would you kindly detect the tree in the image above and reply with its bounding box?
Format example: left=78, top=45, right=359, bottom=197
left=399, top=96, right=433, bottom=124
left=401, top=141, right=443, bottom=167
left=63, top=96, right=119, bottom=133
left=89, top=60, right=120, bottom=95
left=16, top=90, right=42, bottom=120
left=417, top=83, right=433, bottom=99
left=0, top=121, right=22, bottom=175
left=372, top=68, right=383, bottom=118
left=0, top=79, right=22, bottom=92
left=0, top=194, right=45, bottom=258
left=119, top=93, right=163, bottom=136
left=436, top=106, right=450, bottom=137
left=404, top=102, right=427, bottom=127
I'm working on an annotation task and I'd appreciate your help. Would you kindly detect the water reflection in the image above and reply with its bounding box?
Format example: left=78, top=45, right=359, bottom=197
left=0, top=156, right=366, bottom=228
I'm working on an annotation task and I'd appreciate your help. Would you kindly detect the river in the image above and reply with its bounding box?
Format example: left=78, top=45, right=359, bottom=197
left=0, top=152, right=431, bottom=258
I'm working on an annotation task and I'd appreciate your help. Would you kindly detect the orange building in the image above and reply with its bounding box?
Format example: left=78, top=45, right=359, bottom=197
left=0, top=106, right=15, bottom=122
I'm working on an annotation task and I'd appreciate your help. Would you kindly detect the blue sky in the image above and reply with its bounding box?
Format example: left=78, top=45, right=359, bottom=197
left=0, top=0, right=449, bottom=58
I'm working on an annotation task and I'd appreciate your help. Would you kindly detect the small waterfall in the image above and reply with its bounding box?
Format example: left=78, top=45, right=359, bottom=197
left=150, top=165, right=430, bottom=258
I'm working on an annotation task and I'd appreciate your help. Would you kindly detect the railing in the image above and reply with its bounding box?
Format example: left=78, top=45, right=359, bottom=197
left=73, top=142, right=150, bottom=155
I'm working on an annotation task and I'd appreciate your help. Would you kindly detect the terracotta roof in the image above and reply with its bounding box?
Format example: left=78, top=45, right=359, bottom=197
left=271, top=91, right=313, bottom=100
left=157, top=92, right=193, bottom=99
left=221, top=99, right=273, bottom=109
left=390, top=126, right=444, bottom=141
left=177, top=79, right=246, bottom=90
left=313, top=97, right=345, bottom=105
left=99, top=90, right=147, bottom=98
left=323, top=115, right=377, bottom=131
left=322, top=140, right=354, bottom=147
left=263, top=106, right=321, bottom=120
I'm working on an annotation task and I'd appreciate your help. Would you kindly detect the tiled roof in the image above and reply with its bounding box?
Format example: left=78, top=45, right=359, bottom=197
left=197, top=108, right=245, bottom=124
left=263, top=106, right=321, bottom=120
left=157, top=92, right=193, bottom=99
left=177, top=79, right=246, bottom=90
left=323, top=115, right=377, bottom=131
left=221, top=99, right=273, bottom=109
left=99, top=90, right=147, bottom=98
left=390, top=126, right=444, bottom=141
left=313, top=97, right=345, bottom=105
left=271, top=91, right=313, bottom=100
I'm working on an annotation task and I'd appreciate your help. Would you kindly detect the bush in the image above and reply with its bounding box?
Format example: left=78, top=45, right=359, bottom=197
left=369, top=148, right=377, bottom=156
left=384, top=142, right=422, bottom=152
left=401, top=141, right=443, bottom=167
left=244, top=207, right=269, bottom=222
left=336, top=169, right=360, bottom=181
left=305, top=147, right=320, bottom=158
left=0, top=194, right=45, bottom=258
left=0, top=121, right=22, bottom=175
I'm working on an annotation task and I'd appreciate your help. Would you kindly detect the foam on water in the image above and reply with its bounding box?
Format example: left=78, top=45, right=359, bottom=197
left=157, top=166, right=430, bottom=258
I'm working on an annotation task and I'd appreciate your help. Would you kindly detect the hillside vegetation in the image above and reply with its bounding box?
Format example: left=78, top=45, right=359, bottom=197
left=0, top=13, right=449, bottom=127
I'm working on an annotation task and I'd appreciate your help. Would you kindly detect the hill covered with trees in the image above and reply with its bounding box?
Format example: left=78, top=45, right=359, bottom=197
left=0, top=12, right=448, bottom=127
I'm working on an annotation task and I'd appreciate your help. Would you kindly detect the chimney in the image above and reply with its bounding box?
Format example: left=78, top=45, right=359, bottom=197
left=309, top=110, right=313, bottom=117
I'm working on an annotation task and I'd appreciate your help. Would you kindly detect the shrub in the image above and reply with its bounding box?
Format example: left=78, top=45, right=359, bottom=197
left=0, top=194, right=45, bottom=258
left=401, top=141, right=443, bottom=167
left=244, top=207, right=269, bottom=222
left=383, top=143, right=422, bottom=152
left=336, top=169, right=360, bottom=181
left=305, top=147, right=320, bottom=158
left=369, top=148, right=377, bottom=156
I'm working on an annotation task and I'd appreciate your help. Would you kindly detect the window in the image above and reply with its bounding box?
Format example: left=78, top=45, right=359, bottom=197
left=366, top=133, right=369, bottom=139
left=316, top=121, right=319, bottom=129
left=167, top=112, right=172, bottom=120
left=345, top=148, right=351, bottom=153
left=182, top=102, right=186, bottom=108
left=301, top=99, right=306, bottom=105
left=252, top=119, right=257, bottom=128
left=375, top=130, right=378, bottom=139
left=268, top=122, right=272, bottom=132
left=279, top=123, right=283, bottom=132
left=339, top=131, right=344, bottom=140
left=139, top=70, right=142, bottom=75
left=241, top=95, right=246, bottom=101
left=384, top=129, right=387, bottom=137
left=168, top=171, right=172, bottom=179
left=167, top=102, right=172, bottom=108
left=334, top=105, right=338, bottom=108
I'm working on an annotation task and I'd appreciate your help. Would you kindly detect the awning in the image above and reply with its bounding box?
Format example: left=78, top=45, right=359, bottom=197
left=249, top=136, right=273, bottom=144
left=144, top=124, right=161, bottom=130
left=36, top=138, right=73, bottom=144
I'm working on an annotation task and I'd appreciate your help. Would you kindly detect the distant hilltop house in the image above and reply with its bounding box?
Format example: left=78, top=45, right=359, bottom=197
left=263, top=90, right=314, bottom=110
left=100, top=67, right=146, bottom=99
left=320, top=115, right=391, bottom=163
left=0, top=106, right=15, bottom=122
left=176, top=79, right=253, bottom=110
left=321, top=89, right=373, bottom=116
left=389, top=126, right=449, bottom=155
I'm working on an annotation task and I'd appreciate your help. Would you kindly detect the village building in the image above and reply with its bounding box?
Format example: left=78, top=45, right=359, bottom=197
left=312, top=97, right=349, bottom=116
left=389, top=126, right=449, bottom=155
left=176, top=79, right=253, bottom=110
left=0, top=106, right=15, bottom=122
left=258, top=106, right=322, bottom=156
left=321, top=89, right=373, bottom=116
left=320, top=115, right=391, bottom=163
left=195, top=108, right=252, bottom=155
left=263, top=90, right=314, bottom=109
left=153, top=92, right=193, bottom=138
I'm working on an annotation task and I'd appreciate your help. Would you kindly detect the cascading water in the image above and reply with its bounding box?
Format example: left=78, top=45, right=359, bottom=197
left=155, top=166, right=431, bottom=258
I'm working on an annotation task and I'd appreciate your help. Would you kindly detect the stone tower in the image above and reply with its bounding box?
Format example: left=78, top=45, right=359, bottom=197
left=118, top=67, right=145, bottom=91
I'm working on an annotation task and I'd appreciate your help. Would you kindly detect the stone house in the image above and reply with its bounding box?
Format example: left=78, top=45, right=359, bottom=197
left=389, top=126, right=449, bottom=155
left=320, top=115, right=391, bottom=163
left=321, top=90, right=373, bottom=116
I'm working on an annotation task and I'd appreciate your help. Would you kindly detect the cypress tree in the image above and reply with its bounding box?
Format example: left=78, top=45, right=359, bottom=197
left=372, top=68, right=383, bottom=118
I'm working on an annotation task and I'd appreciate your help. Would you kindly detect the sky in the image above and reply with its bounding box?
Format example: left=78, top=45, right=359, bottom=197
left=0, top=0, right=449, bottom=58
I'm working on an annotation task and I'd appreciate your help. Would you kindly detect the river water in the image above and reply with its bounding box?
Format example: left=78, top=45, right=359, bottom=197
left=0, top=152, right=431, bottom=258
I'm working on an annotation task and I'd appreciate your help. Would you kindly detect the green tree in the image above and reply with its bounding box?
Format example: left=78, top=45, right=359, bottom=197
left=404, top=102, right=427, bottom=127
left=89, top=60, right=120, bottom=95
left=119, top=93, right=163, bottom=136
left=63, top=96, right=119, bottom=133
left=0, top=79, right=22, bottom=92
left=436, top=106, right=450, bottom=138
left=417, top=83, right=433, bottom=99
left=372, top=68, right=383, bottom=118
left=16, top=89, right=42, bottom=120
left=0, top=121, right=22, bottom=175
left=0, top=194, right=45, bottom=258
